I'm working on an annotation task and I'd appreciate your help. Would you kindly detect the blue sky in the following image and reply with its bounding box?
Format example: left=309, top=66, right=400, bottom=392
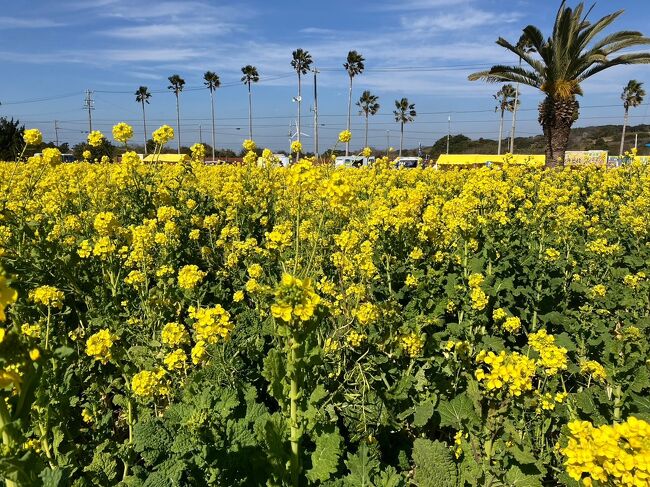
left=1, top=0, right=649, bottom=151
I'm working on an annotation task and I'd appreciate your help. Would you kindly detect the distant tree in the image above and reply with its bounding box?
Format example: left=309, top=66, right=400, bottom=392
left=241, top=65, right=260, bottom=140
left=167, top=75, right=185, bottom=154
left=343, top=50, right=365, bottom=156
left=494, top=84, right=519, bottom=155
left=203, top=71, right=221, bottom=161
left=135, top=86, right=151, bottom=154
left=430, top=134, right=472, bottom=158
left=469, top=2, right=650, bottom=167
left=357, top=91, right=380, bottom=148
left=0, top=117, right=25, bottom=161
left=620, top=80, right=645, bottom=154
left=393, top=98, right=416, bottom=157
left=291, top=49, right=313, bottom=146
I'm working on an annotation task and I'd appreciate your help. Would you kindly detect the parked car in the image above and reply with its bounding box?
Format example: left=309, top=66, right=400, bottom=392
left=395, top=157, right=421, bottom=168
left=334, top=156, right=375, bottom=168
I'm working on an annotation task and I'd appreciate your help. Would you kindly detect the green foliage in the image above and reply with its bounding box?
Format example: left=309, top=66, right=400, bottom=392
left=412, top=439, right=458, bottom=487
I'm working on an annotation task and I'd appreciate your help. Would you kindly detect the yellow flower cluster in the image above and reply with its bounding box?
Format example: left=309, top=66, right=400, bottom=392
left=124, top=270, right=146, bottom=287
left=475, top=350, right=536, bottom=396
left=131, top=369, right=166, bottom=397
left=544, top=248, right=561, bottom=262
left=87, top=130, right=105, bottom=147
left=400, top=333, right=424, bottom=357
left=291, top=140, right=302, bottom=154
left=270, top=273, right=321, bottom=324
left=163, top=349, right=187, bottom=370
left=94, top=212, right=119, bottom=236
left=354, top=302, right=379, bottom=325
left=580, top=360, right=607, bottom=382
left=190, top=143, right=206, bottom=160
left=85, top=329, right=117, bottom=364
left=177, top=265, right=207, bottom=290
left=624, top=272, right=646, bottom=289
left=338, top=130, right=352, bottom=143
left=242, top=139, right=257, bottom=152
left=347, top=330, right=367, bottom=347
left=561, top=417, right=650, bottom=487
left=152, top=125, right=174, bottom=145
left=361, top=147, right=372, bottom=158
left=468, top=273, right=488, bottom=311
left=503, top=316, right=521, bottom=333
left=21, top=323, right=41, bottom=338
left=585, top=238, right=620, bottom=256
left=82, top=150, right=91, bottom=161
left=112, top=122, right=134, bottom=144
left=528, top=330, right=568, bottom=374
left=23, top=128, right=43, bottom=146
left=40, top=148, right=62, bottom=167
left=405, top=274, right=418, bottom=287
left=189, top=305, right=233, bottom=343
left=29, top=285, right=64, bottom=308
left=0, top=275, right=18, bottom=322
left=161, top=322, right=189, bottom=347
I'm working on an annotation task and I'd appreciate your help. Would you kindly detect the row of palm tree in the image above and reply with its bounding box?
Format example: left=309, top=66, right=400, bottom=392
left=470, top=1, right=650, bottom=167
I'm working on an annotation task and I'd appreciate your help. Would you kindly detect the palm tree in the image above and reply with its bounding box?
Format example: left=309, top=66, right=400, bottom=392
left=494, top=84, right=519, bottom=155
left=343, top=50, right=365, bottom=156
left=393, top=98, right=416, bottom=157
left=356, top=91, right=380, bottom=148
left=135, top=86, right=151, bottom=155
left=291, top=49, right=313, bottom=146
left=619, top=80, right=645, bottom=155
left=167, top=74, right=185, bottom=154
left=509, top=34, right=535, bottom=153
left=469, top=2, right=650, bottom=168
left=241, top=65, right=260, bottom=140
left=203, top=71, right=221, bottom=161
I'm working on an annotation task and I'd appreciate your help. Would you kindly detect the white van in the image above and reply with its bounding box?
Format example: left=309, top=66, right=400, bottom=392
left=395, top=157, right=421, bottom=168
left=334, top=156, right=375, bottom=168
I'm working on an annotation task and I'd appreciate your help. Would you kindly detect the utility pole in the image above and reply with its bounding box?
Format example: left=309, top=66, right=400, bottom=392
left=313, top=68, right=319, bottom=160
left=199, top=124, right=203, bottom=145
left=54, top=120, right=60, bottom=147
left=386, top=130, right=390, bottom=156
left=446, top=115, right=451, bottom=154
left=83, top=90, right=94, bottom=133
left=635, top=133, right=638, bottom=150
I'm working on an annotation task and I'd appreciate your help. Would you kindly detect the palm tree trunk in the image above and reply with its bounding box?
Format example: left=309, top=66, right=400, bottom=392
left=365, top=113, right=369, bottom=148
left=539, top=96, right=578, bottom=168
left=175, top=93, right=181, bottom=155
left=297, top=74, right=301, bottom=145
left=619, top=108, right=629, bottom=156
left=141, top=100, right=147, bottom=155
left=248, top=82, right=253, bottom=141
left=346, top=76, right=352, bottom=156
left=210, top=90, right=216, bottom=161
left=498, top=109, right=504, bottom=155
left=399, top=122, right=404, bottom=158
left=509, top=58, right=522, bottom=154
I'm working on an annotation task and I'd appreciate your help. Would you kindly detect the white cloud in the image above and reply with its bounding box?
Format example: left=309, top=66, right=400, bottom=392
left=402, top=8, right=523, bottom=33
left=0, top=16, right=66, bottom=29
left=99, top=23, right=237, bottom=40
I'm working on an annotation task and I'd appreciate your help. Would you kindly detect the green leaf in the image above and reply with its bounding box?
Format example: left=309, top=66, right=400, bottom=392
left=374, top=466, right=405, bottom=487
left=344, top=443, right=379, bottom=487
left=413, top=398, right=436, bottom=427
left=503, top=466, right=543, bottom=487
left=437, top=393, right=476, bottom=428
left=306, top=430, right=343, bottom=483
left=412, top=438, right=457, bottom=487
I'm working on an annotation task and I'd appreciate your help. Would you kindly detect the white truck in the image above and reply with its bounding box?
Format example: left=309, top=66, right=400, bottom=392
left=334, top=156, right=375, bottom=168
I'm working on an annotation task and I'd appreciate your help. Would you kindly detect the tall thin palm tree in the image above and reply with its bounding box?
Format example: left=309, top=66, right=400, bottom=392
left=344, top=50, right=365, bottom=156
left=619, top=80, right=645, bottom=155
left=241, top=65, right=260, bottom=140
left=494, top=84, right=519, bottom=155
left=509, top=34, right=535, bottom=153
left=167, top=74, right=185, bottom=154
left=356, top=90, right=380, bottom=148
left=203, top=71, right=221, bottom=161
left=469, top=1, right=650, bottom=168
left=393, top=98, right=416, bottom=157
left=135, top=86, right=151, bottom=155
left=290, top=49, right=313, bottom=146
